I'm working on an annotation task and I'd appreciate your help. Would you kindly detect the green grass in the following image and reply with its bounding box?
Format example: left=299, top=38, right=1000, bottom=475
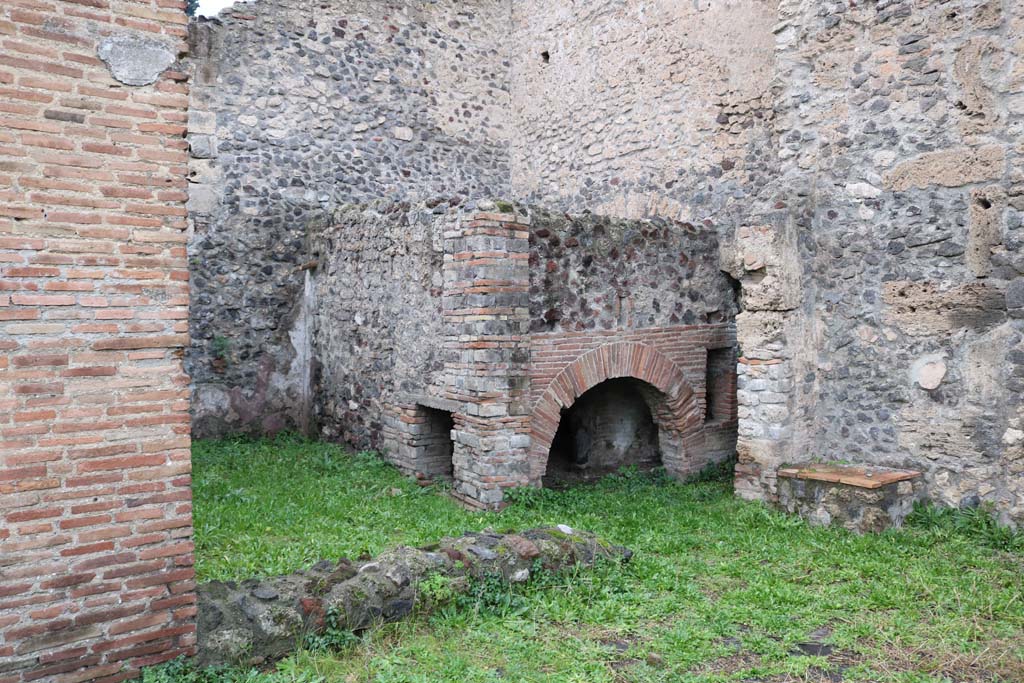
left=180, top=434, right=1024, bottom=683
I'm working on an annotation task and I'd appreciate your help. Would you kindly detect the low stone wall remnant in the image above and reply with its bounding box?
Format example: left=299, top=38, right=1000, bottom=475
left=196, top=527, right=632, bottom=668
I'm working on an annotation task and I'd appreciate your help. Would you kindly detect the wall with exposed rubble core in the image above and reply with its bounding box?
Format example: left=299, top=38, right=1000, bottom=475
left=309, top=204, right=738, bottom=503
left=184, top=0, right=511, bottom=437
left=525, top=211, right=739, bottom=484
left=509, top=0, right=779, bottom=222
left=7, top=0, right=1023, bottom=680
left=187, top=0, right=1024, bottom=524
left=527, top=210, right=736, bottom=333
left=502, top=0, right=1024, bottom=525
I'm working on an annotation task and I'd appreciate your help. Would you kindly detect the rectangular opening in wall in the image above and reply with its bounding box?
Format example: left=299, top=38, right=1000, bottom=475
left=705, top=347, right=736, bottom=424
left=416, top=405, right=455, bottom=479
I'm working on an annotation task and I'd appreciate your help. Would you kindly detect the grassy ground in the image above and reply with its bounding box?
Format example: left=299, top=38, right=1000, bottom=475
left=177, top=435, right=1024, bottom=683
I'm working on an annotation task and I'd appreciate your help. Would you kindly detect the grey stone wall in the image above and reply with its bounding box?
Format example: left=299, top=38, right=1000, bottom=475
left=725, top=0, right=1024, bottom=525
left=307, top=204, right=737, bottom=504
left=185, top=0, right=1024, bottom=521
left=509, top=0, right=779, bottom=224
left=508, top=0, right=1023, bottom=523
left=186, top=0, right=511, bottom=436
left=528, top=210, right=737, bottom=333
left=310, top=201, right=453, bottom=451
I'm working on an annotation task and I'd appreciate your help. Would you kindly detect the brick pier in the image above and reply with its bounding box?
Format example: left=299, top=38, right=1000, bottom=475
left=1, top=1, right=196, bottom=680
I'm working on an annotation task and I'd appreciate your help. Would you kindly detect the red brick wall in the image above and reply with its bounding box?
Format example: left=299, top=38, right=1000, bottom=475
left=529, top=325, right=735, bottom=405
left=0, top=1, right=195, bottom=681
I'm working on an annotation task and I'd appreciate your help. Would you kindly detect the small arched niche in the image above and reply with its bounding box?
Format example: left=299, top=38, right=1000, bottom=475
left=544, top=377, right=661, bottom=486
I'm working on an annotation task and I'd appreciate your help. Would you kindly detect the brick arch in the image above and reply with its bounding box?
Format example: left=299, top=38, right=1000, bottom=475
left=528, top=342, right=702, bottom=483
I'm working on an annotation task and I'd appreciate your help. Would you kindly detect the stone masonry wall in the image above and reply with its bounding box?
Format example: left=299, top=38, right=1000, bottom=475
left=185, top=0, right=511, bottom=437
left=317, top=205, right=534, bottom=506
left=312, top=204, right=738, bottom=505
left=0, top=1, right=196, bottom=681
left=525, top=211, right=739, bottom=481
left=528, top=210, right=736, bottom=333
left=509, top=0, right=778, bottom=223
left=510, top=0, right=1024, bottom=524
left=726, top=0, right=1024, bottom=525
left=185, top=0, right=1023, bottom=522
left=311, top=201, right=451, bottom=453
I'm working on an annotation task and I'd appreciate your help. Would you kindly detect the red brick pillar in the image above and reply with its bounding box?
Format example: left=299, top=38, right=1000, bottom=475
left=1, top=2, right=195, bottom=681
left=442, top=210, right=531, bottom=508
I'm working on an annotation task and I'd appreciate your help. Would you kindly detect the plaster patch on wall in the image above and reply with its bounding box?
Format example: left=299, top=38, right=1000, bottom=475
left=883, top=145, right=1006, bottom=191
left=97, top=34, right=176, bottom=86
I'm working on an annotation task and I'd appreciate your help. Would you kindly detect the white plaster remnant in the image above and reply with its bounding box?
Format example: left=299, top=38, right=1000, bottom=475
left=1003, top=429, right=1023, bottom=447
left=846, top=182, right=882, bottom=199
left=97, top=35, right=175, bottom=86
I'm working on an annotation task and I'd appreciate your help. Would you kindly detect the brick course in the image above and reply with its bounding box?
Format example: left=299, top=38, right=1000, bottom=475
left=442, top=213, right=533, bottom=507
left=0, top=1, right=194, bottom=681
